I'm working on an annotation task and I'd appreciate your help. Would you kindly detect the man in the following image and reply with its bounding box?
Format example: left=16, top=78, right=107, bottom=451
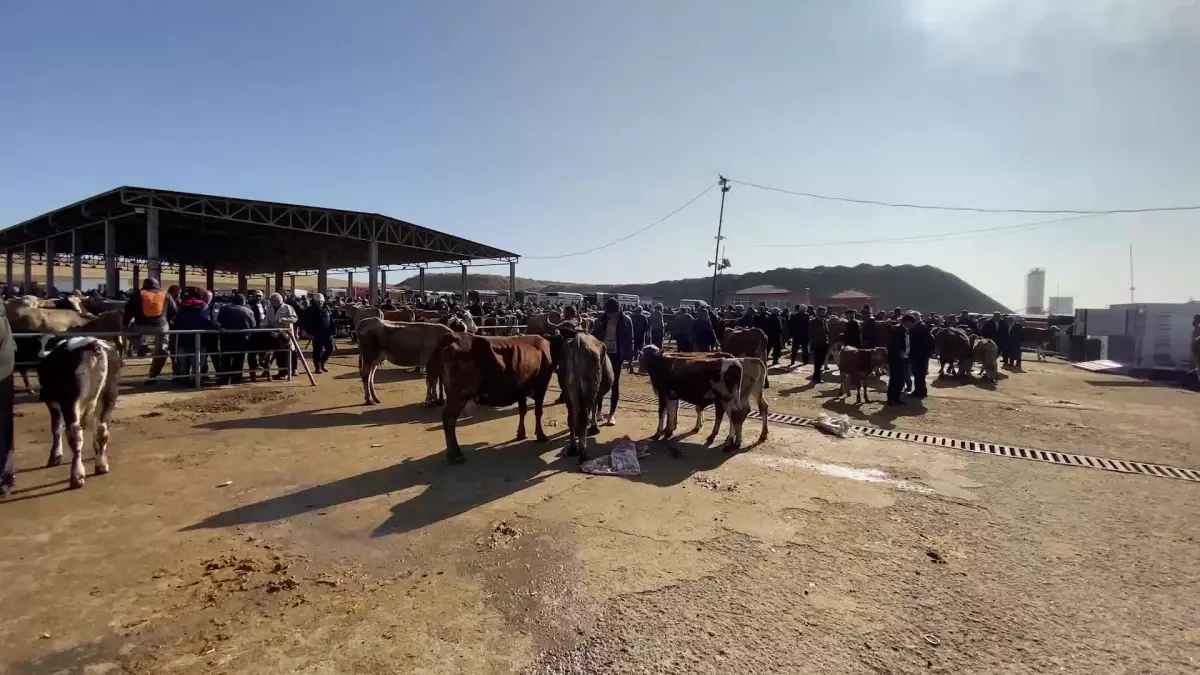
left=172, top=287, right=220, bottom=386
left=217, top=293, right=256, bottom=384
left=956, top=310, right=973, bottom=329
left=591, top=298, right=634, bottom=425
left=266, top=292, right=299, bottom=379
left=648, top=303, right=665, bottom=349
left=980, top=312, right=1002, bottom=343
left=1005, top=315, right=1024, bottom=369
left=887, top=314, right=917, bottom=405
left=890, top=307, right=904, bottom=322
left=0, top=309, right=15, bottom=497
left=909, top=312, right=934, bottom=398
left=861, top=306, right=877, bottom=349
left=303, top=293, right=336, bottom=373
left=124, top=278, right=176, bottom=385
left=675, top=308, right=694, bottom=352
left=630, top=305, right=649, bottom=373
left=809, top=306, right=830, bottom=383
left=691, top=307, right=720, bottom=352
left=738, top=306, right=757, bottom=329
left=789, top=304, right=809, bottom=366
left=842, top=309, right=863, bottom=349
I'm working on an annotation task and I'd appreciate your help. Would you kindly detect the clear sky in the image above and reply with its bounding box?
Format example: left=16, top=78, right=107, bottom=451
left=1, top=1, right=1197, bottom=309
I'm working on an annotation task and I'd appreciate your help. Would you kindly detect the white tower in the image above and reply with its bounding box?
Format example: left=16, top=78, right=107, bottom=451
left=1025, top=268, right=1046, bottom=314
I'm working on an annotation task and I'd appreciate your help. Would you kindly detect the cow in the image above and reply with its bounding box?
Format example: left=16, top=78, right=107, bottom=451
left=639, top=346, right=766, bottom=454
left=721, top=326, right=771, bottom=388
left=438, top=334, right=555, bottom=463
left=1022, top=326, right=1061, bottom=361
left=555, top=327, right=614, bottom=461
left=837, top=346, right=888, bottom=404
left=524, top=311, right=563, bottom=335
left=972, top=337, right=1000, bottom=383
left=824, top=316, right=849, bottom=369
left=35, top=337, right=121, bottom=489
left=357, top=318, right=453, bottom=405
left=6, top=306, right=104, bottom=390
left=935, top=327, right=973, bottom=378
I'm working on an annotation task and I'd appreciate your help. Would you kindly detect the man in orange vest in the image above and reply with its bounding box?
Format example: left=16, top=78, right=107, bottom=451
left=124, top=278, right=177, bottom=385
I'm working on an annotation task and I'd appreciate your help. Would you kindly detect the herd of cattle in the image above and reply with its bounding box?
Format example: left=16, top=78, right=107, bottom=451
left=8, top=292, right=1072, bottom=491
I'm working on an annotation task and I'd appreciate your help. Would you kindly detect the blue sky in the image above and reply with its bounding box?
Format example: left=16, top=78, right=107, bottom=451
left=1, top=1, right=1196, bottom=309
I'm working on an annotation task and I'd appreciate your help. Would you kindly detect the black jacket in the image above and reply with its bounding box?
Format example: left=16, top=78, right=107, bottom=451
left=910, top=322, right=934, bottom=360
left=843, top=319, right=863, bottom=349
left=981, top=319, right=1000, bottom=342
left=789, top=312, right=809, bottom=341
left=690, top=316, right=720, bottom=351
left=861, top=317, right=876, bottom=348
left=304, top=305, right=336, bottom=339
left=887, top=326, right=909, bottom=364
left=218, top=304, right=256, bottom=332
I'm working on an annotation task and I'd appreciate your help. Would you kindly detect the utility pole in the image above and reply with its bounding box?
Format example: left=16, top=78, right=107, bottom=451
left=1128, top=244, right=1135, bottom=304
left=709, top=176, right=731, bottom=306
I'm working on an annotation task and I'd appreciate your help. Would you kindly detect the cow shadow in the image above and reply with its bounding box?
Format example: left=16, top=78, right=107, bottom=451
left=194, top=401, right=515, bottom=432
left=334, top=367, right=425, bottom=383
left=820, top=396, right=926, bottom=429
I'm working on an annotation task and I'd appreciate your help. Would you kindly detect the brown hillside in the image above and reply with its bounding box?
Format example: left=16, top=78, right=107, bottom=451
left=399, top=264, right=1010, bottom=314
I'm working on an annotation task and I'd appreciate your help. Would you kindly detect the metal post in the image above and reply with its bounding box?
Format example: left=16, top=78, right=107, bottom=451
left=237, top=271, right=248, bottom=293
left=146, top=207, right=161, bottom=283
left=347, top=270, right=354, bottom=298
left=71, top=230, right=82, bottom=292
left=194, top=333, right=203, bottom=389
left=460, top=264, right=467, bottom=303
left=710, top=176, right=730, bottom=307
left=418, top=267, right=425, bottom=296
left=22, top=244, right=32, bottom=292
left=206, top=265, right=215, bottom=292
left=132, top=265, right=141, bottom=292
left=104, top=220, right=118, bottom=298
left=44, top=237, right=55, bottom=294
left=317, top=250, right=328, bottom=296
left=3, top=248, right=12, bottom=289
left=274, top=271, right=284, bottom=294
left=509, top=261, right=516, bottom=303
left=289, top=274, right=296, bottom=293
left=286, top=347, right=292, bottom=382
left=368, top=239, right=379, bottom=306
left=381, top=269, right=387, bottom=296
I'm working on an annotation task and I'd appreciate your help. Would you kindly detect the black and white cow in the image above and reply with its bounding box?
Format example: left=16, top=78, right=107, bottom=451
left=35, top=337, right=121, bottom=489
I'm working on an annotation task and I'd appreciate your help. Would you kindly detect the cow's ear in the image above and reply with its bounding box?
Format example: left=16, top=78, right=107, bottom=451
left=722, top=363, right=741, bottom=391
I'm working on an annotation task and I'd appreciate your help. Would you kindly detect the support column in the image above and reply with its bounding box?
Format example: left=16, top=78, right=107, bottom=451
left=418, top=267, right=425, bottom=296
left=132, top=265, right=141, bottom=292
left=509, top=261, right=516, bottom=304
left=23, top=244, right=33, bottom=292
left=316, top=250, right=328, bottom=297
left=205, top=265, right=215, bottom=291
left=289, top=274, right=296, bottom=293
left=368, top=240, right=379, bottom=306
left=178, top=263, right=187, bottom=291
left=381, top=269, right=387, bottom=296
left=71, top=230, right=83, bottom=292
left=263, top=276, right=270, bottom=294
left=274, top=270, right=284, bottom=294
left=460, top=265, right=468, bottom=303
left=3, top=249, right=11, bottom=289
left=44, top=237, right=55, bottom=294
left=237, top=272, right=248, bottom=293
left=104, top=220, right=118, bottom=298
left=146, top=207, right=161, bottom=283
left=347, top=271, right=354, bottom=298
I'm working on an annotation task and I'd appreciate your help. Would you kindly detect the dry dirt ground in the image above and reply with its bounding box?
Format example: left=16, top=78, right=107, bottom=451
left=1, top=351, right=1198, bottom=674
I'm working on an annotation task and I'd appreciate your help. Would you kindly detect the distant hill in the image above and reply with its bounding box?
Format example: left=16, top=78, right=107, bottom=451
left=398, top=264, right=1010, bottom=314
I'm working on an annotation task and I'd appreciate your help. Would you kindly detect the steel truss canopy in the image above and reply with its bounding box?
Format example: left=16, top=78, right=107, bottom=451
left=0, top=186, right=518, bottom=275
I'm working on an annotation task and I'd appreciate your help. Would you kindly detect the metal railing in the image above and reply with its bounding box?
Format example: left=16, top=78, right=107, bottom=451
left=12, top=327, right=317, bottom=389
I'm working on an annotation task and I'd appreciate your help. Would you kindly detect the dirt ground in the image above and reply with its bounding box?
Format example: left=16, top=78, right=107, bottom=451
left=1, top=350, right=1198, bottom=674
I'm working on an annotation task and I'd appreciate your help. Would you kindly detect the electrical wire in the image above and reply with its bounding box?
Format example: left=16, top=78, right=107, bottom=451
left=730, top=179, right=1200, bottom=215
left=522, top=182, right=717, bottom=260
left=743, top=213, right=1107, bottom=248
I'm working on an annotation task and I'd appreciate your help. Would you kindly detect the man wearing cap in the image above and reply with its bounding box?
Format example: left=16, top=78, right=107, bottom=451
left=303, top=293, right=336, bottom=373
left=266, top=292, right=300, bottom=379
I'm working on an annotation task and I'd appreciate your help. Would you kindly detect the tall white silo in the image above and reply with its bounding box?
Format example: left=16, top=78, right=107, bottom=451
left=1025, top=268, right=1046, bottom=314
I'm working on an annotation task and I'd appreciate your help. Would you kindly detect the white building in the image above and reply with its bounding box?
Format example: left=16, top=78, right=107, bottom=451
left=1025, top=268, right=1045, bottom=314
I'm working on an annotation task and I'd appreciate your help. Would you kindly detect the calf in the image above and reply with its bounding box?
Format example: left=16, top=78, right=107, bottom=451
left=1022, top=326, right=1061, bottom=361
left=935, top=327, right=972, bottom=378
left=556, top=328, right=614, bottom=461
left=705, top=357, right=770, bottom=450
left=439, top=334, right=555, bottom=463
left=972, top=337, right=1000, bottom=382
left=35, top=337, right=121, bottom=489
left=357, top=318, right=453, bottom=404
left=638, top=345, right=741, bottom=455
left=837, top=346, right=886, bottom=404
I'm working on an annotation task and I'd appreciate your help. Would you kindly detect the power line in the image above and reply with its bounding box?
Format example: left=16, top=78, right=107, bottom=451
left=744, top=213, right=1106, bottom=248
left=523, top=182, right=717, bottom=260
left=730, top=178, right=1200, bottom=215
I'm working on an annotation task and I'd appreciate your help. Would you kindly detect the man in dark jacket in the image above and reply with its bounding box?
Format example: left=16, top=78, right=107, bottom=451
left=789, top=304, right=809, bottom=366
left=690, top=308, right=720, bottom=352
left=842, top=309, right=863, bottom=349
left=861, top=306, right=876, bottom=349
left=1003, top=316, right=1024, bottom=369
left=763, top=308, right=785, bottom=365
left=809, top=306, right=830, bottom=382
left=303, top=293, right=336, bottom=373
left=980, top=312, right=1001, bottom=343
left=592, top=298, right=634, bottom=425
left=217, top=293, right=256, bottom=384
left=887, top=315, right=916, bottom=405
left=172, top=288, right=220, bottom=386
left=738, top=307, right=757, bottom=329
left=630, top=306, right=649, bottom=355
left=909, top=314, right=934, bottom=398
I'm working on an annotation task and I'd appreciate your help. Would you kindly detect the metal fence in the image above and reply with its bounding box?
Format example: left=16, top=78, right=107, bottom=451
left=12, top=327, right=316, bottom=389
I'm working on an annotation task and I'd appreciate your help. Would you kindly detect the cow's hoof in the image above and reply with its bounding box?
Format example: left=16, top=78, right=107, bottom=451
left=47, top=455, right=63, bottom=468
left=447, top=452, right=466, bottom=464
left=70, top=477, right=85, bottom=489
left=667, top=446, right=683, bottom=458
left=587, top=425, right=600, bottom=436
left=515, top=432, right=528, bottom=441
left=95, top=464, right=109, bottom=476
left=566, top=444, right=580, bottom=457
left=535, top=433, right=549, bottom=443
left=703, top=434, right=716, bottom=446
left=757, top=433, right=769, bottom=444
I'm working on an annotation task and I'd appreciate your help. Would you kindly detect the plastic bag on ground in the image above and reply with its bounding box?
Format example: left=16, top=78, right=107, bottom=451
left=580, top=436, right=643, bottom=477
left=816, top=413, right=855, bottom=438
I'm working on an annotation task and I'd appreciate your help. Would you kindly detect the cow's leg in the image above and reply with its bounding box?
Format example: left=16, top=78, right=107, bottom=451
left=412, top=366, right=422, bottom=375
left=94, top=403, right=112, bottom=477
left=442, top=400, right=466, bottom=463
left=20, top=368, right=31, bottom=392
left=704, top=401, right=724, bottom=446
left=691, top=404, right=704, bottom=433
left=564, top=394, right=579, bottom=456
left=515, top=397, right=528, bottom=440
left=726, top=408, right=749, bottom=451
left=64, top=403, right=86, bottom=489
left=1036, top=343, right=1045, bottom=361
left=360, top=360, right=376, bottom=405
left=47, top=402, right=65, bottom=467
left=665, top=399, right=683, bottom=457
left=860, top=377, right=869, bottom=404
left=756, top=389, right=769, bottom=443
left=653, top=397, right=667, bottom=440
left=533, top=388, right=548, bottom=442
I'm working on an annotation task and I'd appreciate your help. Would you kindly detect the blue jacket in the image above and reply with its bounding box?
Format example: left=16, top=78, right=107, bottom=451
left=591, top=311, right=634, bottom=361
left=303, top=305, right=336, bottom=339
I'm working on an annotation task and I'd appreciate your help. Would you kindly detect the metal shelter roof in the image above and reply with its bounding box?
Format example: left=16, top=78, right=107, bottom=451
left=0, top=186, right=517, bottom=275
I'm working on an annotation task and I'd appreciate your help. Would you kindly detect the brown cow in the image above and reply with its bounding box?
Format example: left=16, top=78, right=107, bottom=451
left=524, top=311, right=563, bottom=335
left=357, top=318, right=453, bottom=405
left=972, top=337, right=1000, bottom=383
left=555, top=328, right=614, bottom=460
left=6, top=306, right=104, bottom=390
left=837, top=346, right=887, bottom=404
left=935, top=327, right=972, bottom=378
left=1022, top=325, right=1061, bottom=361
left=721, top=326, right=771, bottom=388
left=438, top=334, right=555, bottom=463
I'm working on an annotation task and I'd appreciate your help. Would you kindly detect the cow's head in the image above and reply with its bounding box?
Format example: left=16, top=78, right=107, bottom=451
left=637, top=344, right=660, bottom=374
left=709, top=359, right=743, bottom=404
